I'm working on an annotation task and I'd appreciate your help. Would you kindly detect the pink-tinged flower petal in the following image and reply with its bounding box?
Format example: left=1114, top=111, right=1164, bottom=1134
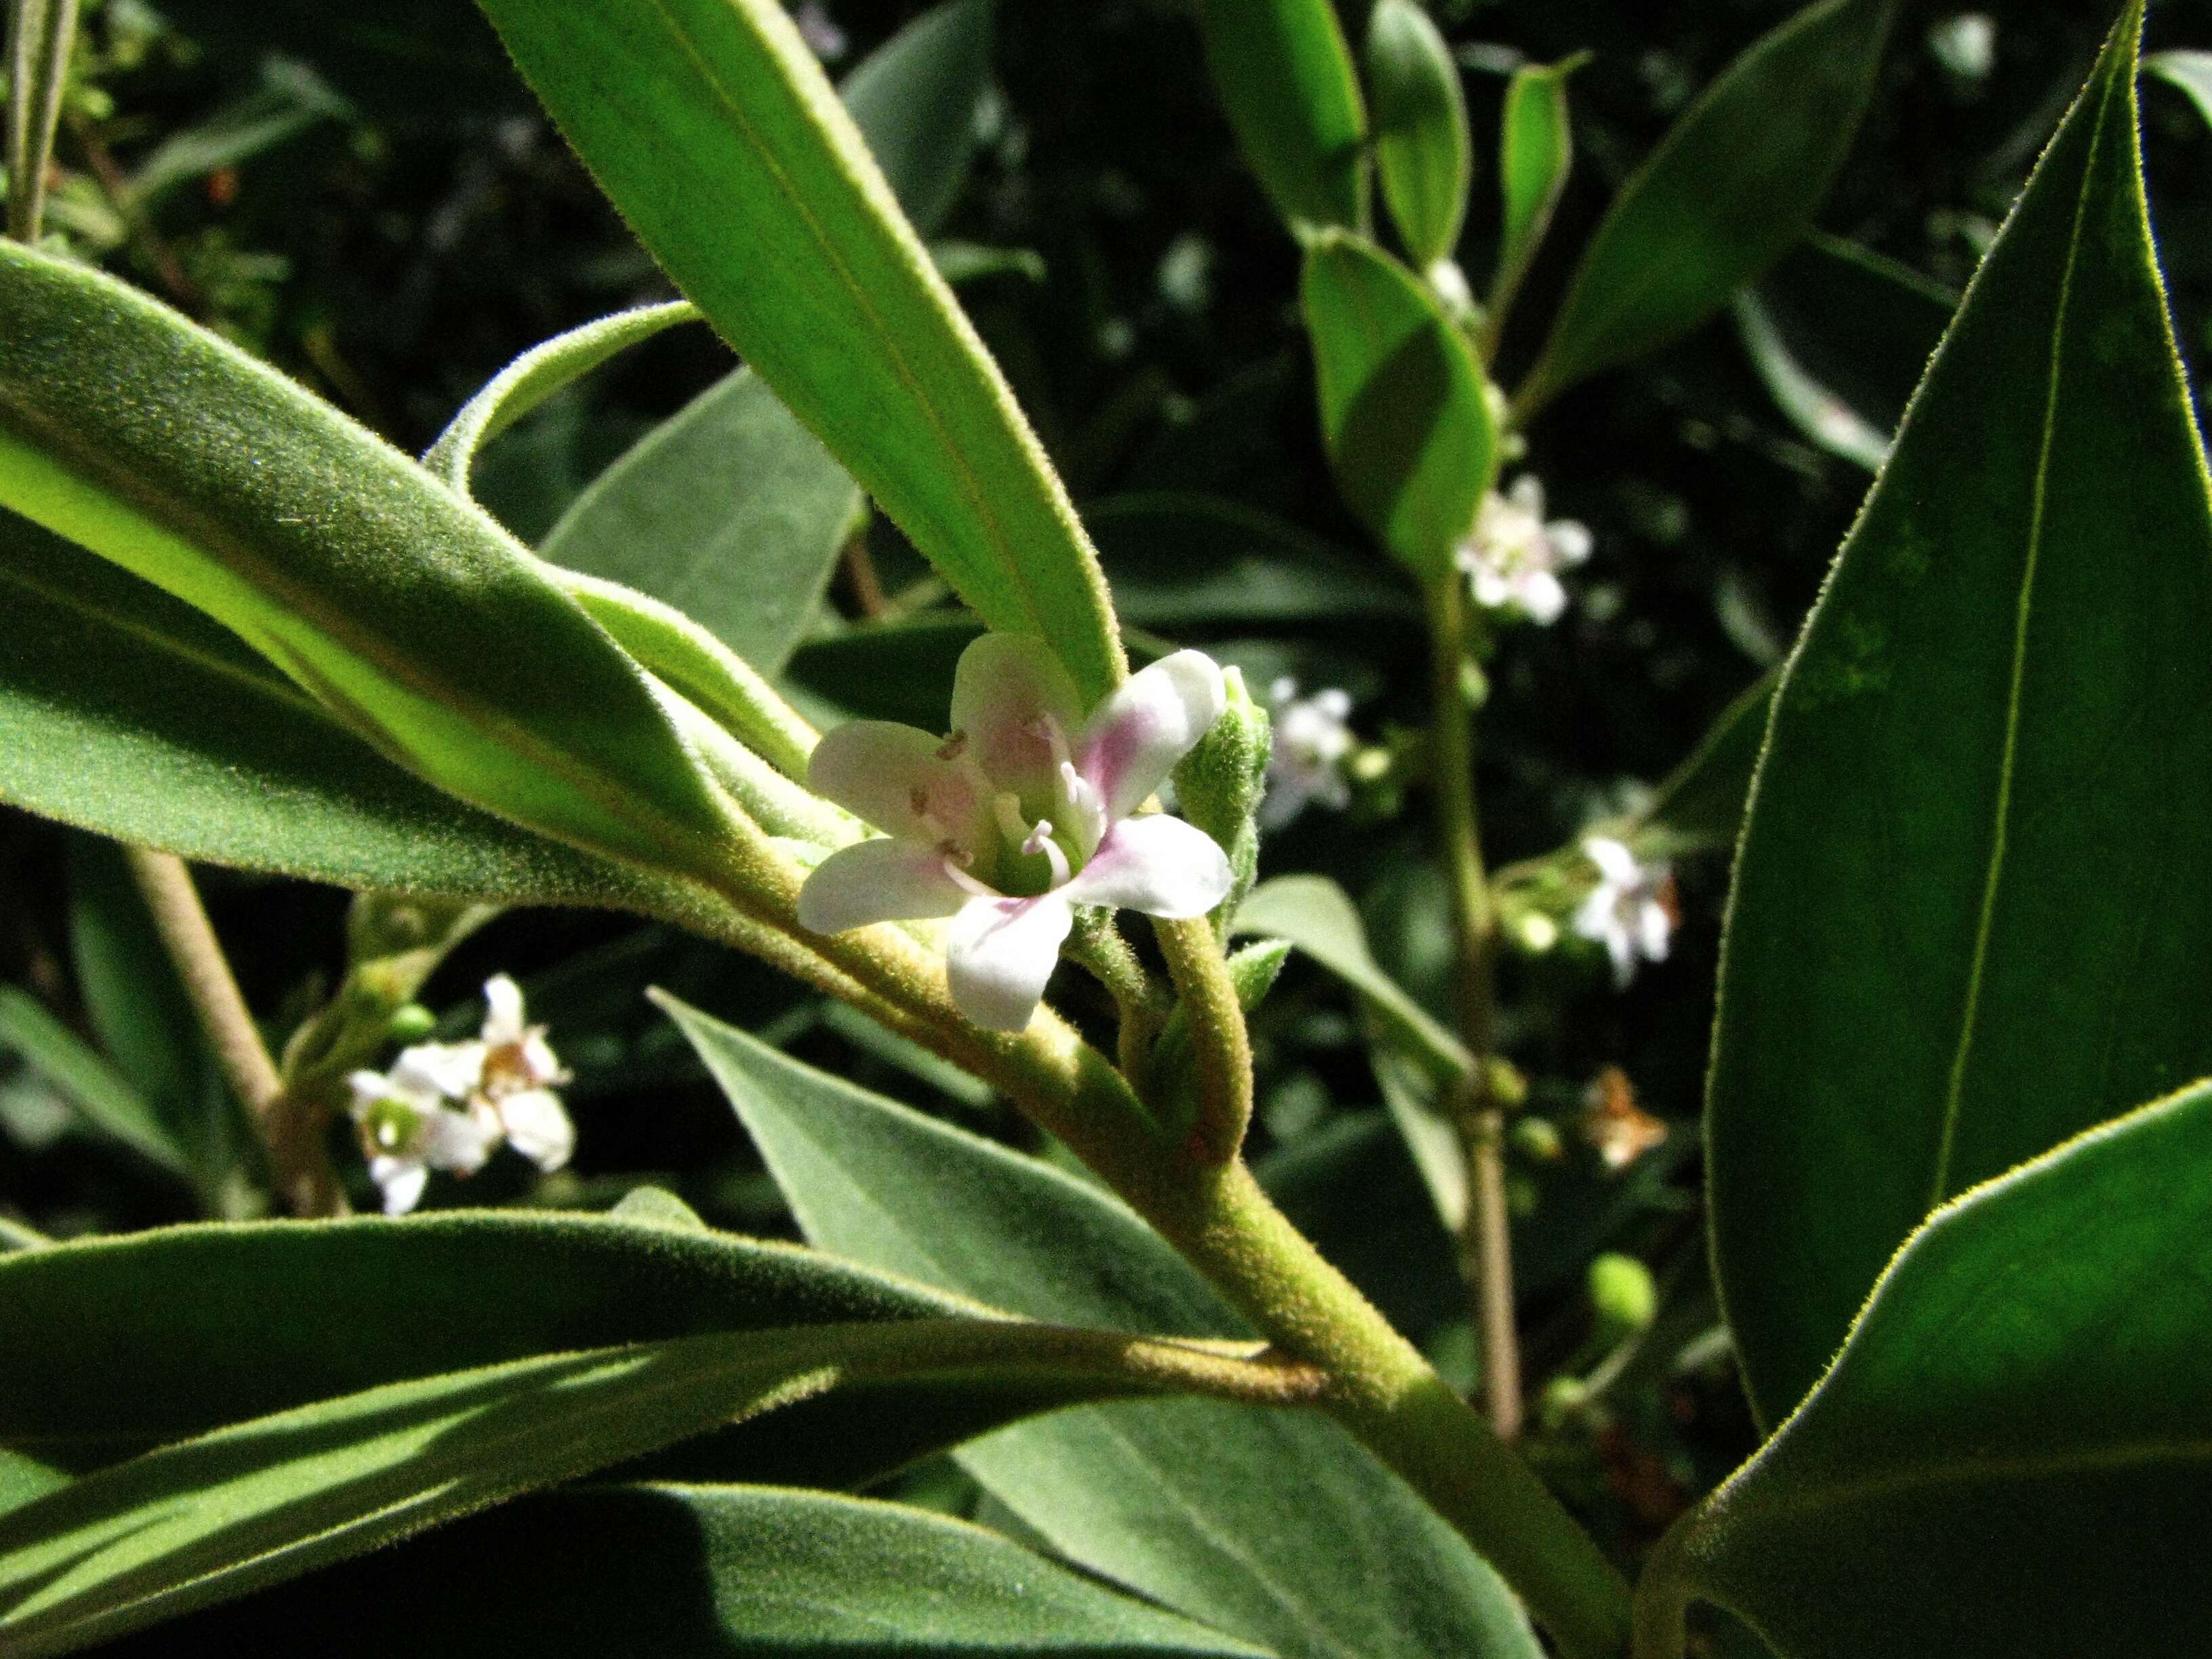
left=1061, top=815, right=1232, bottom=919
left=369, top=1155, right=429, bottom=1216
left=499, top=1088, right=575, bottom=1172
left=945, top=892, right=1076, bottom=1031
left=807, top=720, right=974, bottom=838
left=1078, top=649, right=1226, bottom=819
left=798, top=838, right=972, bottom=934
left=949, top=634, right=1086, bottom=795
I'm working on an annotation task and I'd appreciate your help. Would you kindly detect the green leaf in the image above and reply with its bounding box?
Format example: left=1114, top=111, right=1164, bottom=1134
left=1490, top=55, right=1584, bottom=326
left=0, top=1210, right=1131, bottom=1487
left=0, top=1309, right=1211, bottom=1658
left=1516, top=0, right=1897, bottom=414
left=841, top=0, right=996, bottom=239
left=1735, top=234, right=1956, bottom=470
left=539, top=370, right=862, bottom=678
left=124, top=58, right=351, bottom=207
left=424, top=301, right=703, bottom=491
left=473, top=0, right=1128, bottom=707
left=1647, top=1078, right=2212, bottom=1659
left=1707, top=3, right=2212, bottom=1428
left=663, top=995, right=1544, bottom=1659
left=0, top=244, right=737, bottom=885
left=2145, top=50, right=2212, bottom=130
left=0, top=512, right=666, bottom=908
left=1615, top=668, right=1778, bottom=862
left=0, top=1453, right=66, bottom=1521
left=1189, top=0, right=1368, bottom=237
left=0, top=987, right=193, bottom=1180
left=1364, top=0, right=1471, bottom=270
left=1300, top=229, right=1495, bottom=577
left=94, top=1483, right=1276, bottom=1658
left=1086, top=492, right=1416, bottom=630
left=1233, top=874, right=1471, bottom=1084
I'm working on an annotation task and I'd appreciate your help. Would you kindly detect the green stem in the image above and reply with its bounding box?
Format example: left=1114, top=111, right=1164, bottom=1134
left=1152, top=914, right=1254, bottom=1162
left=124, top=848, right=348, bottom=1218
left=4, top=0, right=77, bottom=243
left=1425, top=573, right=1523, bottom=1439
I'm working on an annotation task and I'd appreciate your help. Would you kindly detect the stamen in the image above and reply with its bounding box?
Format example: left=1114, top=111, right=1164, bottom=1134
left=935, top=730, right=968, bottom=762
left=1027, top=712, right=1074, bottom=777
left=942, top=853, right=996, bottom=899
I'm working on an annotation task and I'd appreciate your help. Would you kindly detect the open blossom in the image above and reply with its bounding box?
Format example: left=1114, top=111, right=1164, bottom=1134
left=797, top=634, right=1233, bottom=1032
left=1573, top=837, right=1675, bottom=988
left=346, top=975, right=573, bottom=1215
left=1261, top=678, right=1354, bottom=830
left=1456, top=475, right=1592, bottom=625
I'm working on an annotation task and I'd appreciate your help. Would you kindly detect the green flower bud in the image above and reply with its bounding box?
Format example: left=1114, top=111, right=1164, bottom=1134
left=385, top=1003, right=438, bottom=1044
left=1171, top=665, right=1273, bottom=930
left=1511, top=1115, right=1564, bottom=1163
left=1588, top=1251, right=1658, bottom=1343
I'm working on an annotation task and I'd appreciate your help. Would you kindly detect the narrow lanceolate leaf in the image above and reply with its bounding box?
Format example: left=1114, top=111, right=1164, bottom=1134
left=1516, top=0, right=1896, bottom=414
left=0, top=1210, right=1136, bottom=1487
left=0, top=514, right=666, bottom=909
left=540, top=371, right=862, bottom=678
left=1647, top=1079, right=2212, bottom=1659
left=100, top=1485, right=1276, bottom=1659
left=1301, top=230, right=1494, bottom=577
left=0, top=245, right=738, bottom=885
left=1190, top=0, right=1368, bottom=237
left=2145, top=51, right=2212, bottom=131
left=1707, top=3, right=2212, bottom=1429
left=665, top=996, right=1544, bottom=1659
left=1364, top=0, right=1471, bottom=270
left=1490, top=56, right=1582, bottom=327
left=0, top=1311, right=1245, bottom=1658
left=423, top=300, right=702, bottom=491
left=474, top=0, right=1128, bottom=707
left=0, top=987, right=192, bottom=1179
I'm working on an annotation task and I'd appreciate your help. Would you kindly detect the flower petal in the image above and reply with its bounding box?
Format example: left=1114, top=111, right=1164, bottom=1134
left=1547, top=519, right=1593, bottom=567
left=1635, top=897, right=1673, bottom=965
left=797, top=838, right=972, bottom=934
left=1521, top=570, right=1568, bottom=625
left=481, top=974, right=526, bottom=1047
left=807, top=720, right=970, bottom=838
left=368, top=1155, right=430, bottom=1216
left=1582, top=836, right=1641, bottom=887
left=1062, top=815, right=1233, bottom=919
left=499, top=1088, right=575, bottom=1172
left=389, top=1040, right=487, bottom=1105
left=419, top=1103, right=501, bottom=1175
left=949, top=633, right=1086, bottom=795
left=945, top=893, right=1075, bottom=1031
left=1078, top=649, right=1227, bottom=819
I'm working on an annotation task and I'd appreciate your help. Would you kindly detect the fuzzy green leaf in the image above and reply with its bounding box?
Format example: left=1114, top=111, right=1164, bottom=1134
left=1490, top=56, right=1582, bottom=323
left=1189, top=0, right=1368, bottom=237
left=1365, top=0, right=1470, bottom=269
left=1650, top=1078, right=2212, bottom=1659
left=0, top=244, right=737, bottom=885
left=663, top=996, right=1543, bottom=1659
left=1517, top=0, right=1896, bottom=413
left=1301, top=230, right=1494, bottom=577
left=1706, top=3, right=2212, bottom=1428
left=472, top=0, right=1126, bottom=705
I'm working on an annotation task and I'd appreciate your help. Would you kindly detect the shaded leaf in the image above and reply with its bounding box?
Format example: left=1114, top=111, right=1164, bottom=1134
left=1301, top=230, right=1494, bottom=577
left=473, top=0, right=1127, bottom=705
left=1707, top=4, right=2212, bottom=1427
left=96, top=1483, right=1275, bottom=1659
left=665, top=994, right=1544, bottom=1659
left=1651, top=1077, right=2212, bottom=1659
left=1517, top=0, right=1896, bottom=412
left=840, top=0, right=996, bottom=239
left=1087, top=493, right=1415, bottom=630
left=1490, top=56, right=1582, bottom=325
left=0, top=987, right=192, bottom=1180
left=1189, top=0, right=1368, bottom=237
left=2144, top=49, right=2212, bottom=130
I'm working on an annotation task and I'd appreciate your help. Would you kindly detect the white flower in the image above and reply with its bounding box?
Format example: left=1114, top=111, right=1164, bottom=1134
left=797, top=634, right=1234, bottom=1032
left=1456, top=476, right=1593, bottom=625
left=1572, top=838, right=1675, bottom=989
left=474, top=975, right=574, bottom=1172
left=1260, top=678, right=1354, bottom=830
left=346, top=1049, right=501, bottom=1217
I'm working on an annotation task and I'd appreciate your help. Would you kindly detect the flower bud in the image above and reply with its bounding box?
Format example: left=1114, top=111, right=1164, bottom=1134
left=1171, top=665, right=1273, bottom=928
left=1588, top=1251, right=1658, bottom=1344
left=385, top=1003, right=438, bottom=1044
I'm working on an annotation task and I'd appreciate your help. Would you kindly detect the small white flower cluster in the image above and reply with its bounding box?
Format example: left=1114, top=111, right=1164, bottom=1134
left=347, top=975, right=573, bottom=1216
left=1572, top=838, right=1674, bottom=989
left=1457, top=475, right=1592, bottom=626
left=1261, top=678, right=1355, bottom=830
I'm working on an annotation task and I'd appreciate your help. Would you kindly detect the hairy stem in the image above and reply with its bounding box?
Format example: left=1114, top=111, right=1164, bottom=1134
left=1425, top=574, right=1523, bottom=1438
left=1151, top=913, right=1253, bottom=1162
left=124, top=848, right=348, bottom=1217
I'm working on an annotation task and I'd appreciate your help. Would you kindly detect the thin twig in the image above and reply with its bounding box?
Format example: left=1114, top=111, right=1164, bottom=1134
left=1425, top=575, right=1523, bottom=1439
left=5, top=0, right=79, bottom=243
left=123, top=848, right=349, bottom=1217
